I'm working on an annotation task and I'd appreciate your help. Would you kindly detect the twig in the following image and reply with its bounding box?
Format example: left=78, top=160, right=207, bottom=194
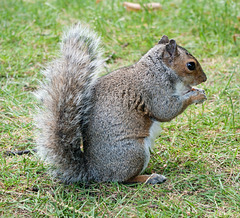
left=5, top=149, right=37, bottom=156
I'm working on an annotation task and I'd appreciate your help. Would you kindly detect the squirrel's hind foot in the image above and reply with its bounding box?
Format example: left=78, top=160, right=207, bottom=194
left=145, top=173, right=167, bottom=184
left=125, top=173, right=167, bottom=184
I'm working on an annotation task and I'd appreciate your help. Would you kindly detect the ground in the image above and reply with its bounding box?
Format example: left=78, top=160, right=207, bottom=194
left=0, top=0, right=239, bottom=216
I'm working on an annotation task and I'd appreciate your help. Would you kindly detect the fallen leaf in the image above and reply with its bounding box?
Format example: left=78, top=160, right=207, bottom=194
left=123, top=2, right=162, bottom=12
left=123, top=2, right=141, bottom=11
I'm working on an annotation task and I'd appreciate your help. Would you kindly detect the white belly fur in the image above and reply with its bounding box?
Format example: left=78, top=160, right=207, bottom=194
left=142, top=121, right=162, bottom=173
left=175, top=81, right=189, bottom=95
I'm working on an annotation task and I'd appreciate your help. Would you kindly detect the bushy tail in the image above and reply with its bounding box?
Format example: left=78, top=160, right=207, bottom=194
left=35, top=23, right=103, bottom=183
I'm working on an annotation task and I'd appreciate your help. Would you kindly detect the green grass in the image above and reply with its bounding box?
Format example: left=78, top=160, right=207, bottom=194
left=1, top=0, right=239, bottom=216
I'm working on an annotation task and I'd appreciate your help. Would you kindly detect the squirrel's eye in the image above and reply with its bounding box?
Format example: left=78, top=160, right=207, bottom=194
left=186, top=62, right=196, bottom=71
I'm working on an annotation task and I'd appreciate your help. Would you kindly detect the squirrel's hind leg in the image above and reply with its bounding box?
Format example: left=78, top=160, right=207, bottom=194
left=125, top=173, right=166, bottom=184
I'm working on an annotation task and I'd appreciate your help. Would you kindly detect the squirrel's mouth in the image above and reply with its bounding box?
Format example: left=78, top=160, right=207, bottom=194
left=184, top=85, right=193, bottom=94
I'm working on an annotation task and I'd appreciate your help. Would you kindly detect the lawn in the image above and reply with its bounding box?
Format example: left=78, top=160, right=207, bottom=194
left=0, top=0, right=239, bottom=216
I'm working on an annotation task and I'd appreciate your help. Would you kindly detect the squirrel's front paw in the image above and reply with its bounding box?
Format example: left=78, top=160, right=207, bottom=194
left=191, top=88, right=207, bottom=104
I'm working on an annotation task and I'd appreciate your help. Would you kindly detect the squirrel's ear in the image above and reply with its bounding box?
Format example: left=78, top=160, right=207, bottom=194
left=158, top=35, right=169, bottom=44
left=166, top=39, right=178, bottom=57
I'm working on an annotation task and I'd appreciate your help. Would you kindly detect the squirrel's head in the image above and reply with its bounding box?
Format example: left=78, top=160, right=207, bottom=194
left=158, top=35, right=207, bottom=86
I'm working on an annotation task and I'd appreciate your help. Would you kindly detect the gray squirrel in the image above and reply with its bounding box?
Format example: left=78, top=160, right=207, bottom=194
left=36, top=23, right=207, bottom=184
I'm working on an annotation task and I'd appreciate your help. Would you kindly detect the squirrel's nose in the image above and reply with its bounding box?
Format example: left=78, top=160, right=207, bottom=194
left=202, top=73, right=207, bottom=82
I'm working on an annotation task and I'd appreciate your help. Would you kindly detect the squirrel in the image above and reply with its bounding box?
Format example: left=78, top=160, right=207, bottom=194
left=36, top=23, right=207, bottom=184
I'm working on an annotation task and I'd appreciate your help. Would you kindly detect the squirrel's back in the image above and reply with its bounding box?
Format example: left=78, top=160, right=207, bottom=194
left=35, top=23, right=103, bottom=183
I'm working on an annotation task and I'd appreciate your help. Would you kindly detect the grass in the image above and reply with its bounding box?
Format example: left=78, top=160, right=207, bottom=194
left=0, top=0, right=239, bottom=216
